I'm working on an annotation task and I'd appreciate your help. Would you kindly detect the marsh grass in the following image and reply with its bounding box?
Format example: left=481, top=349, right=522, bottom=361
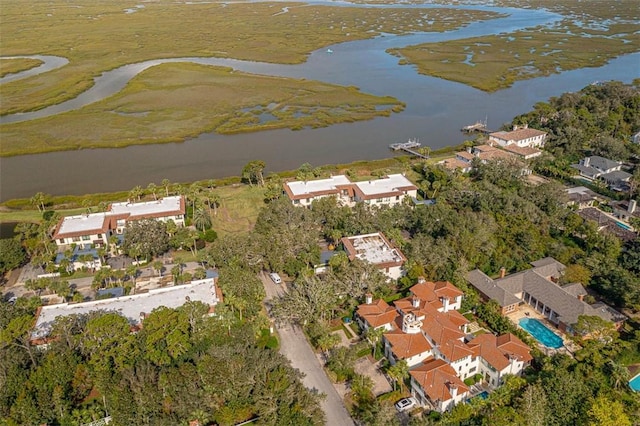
left=389, top=0, right=640, bottom=92
left=0, top=63, right=404, bottom=156
left=0, top=58, right=43, bottom=77
left=0, top=0, right=500, bottom=115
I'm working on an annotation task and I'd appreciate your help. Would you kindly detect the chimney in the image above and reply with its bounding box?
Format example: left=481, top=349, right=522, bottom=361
left=629, top=199, right=637, bottom=214
left=577, top=294, right=584, bottom=302
left=513, top=124, right=518, bottom=131
left=499, top=267, right=506, bottom=279
left=418, top=276, right=426, bottom=284
left=583, top=157, right=590, bottom=167
left=365, top=293, right=373, bottom=305
left=412, top=296, right=420, bottom=308
left=449, top=383, right=458, bottom=398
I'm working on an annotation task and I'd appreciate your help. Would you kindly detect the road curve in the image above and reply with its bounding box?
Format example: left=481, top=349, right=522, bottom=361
left=260, top=272, right=355, bottom=426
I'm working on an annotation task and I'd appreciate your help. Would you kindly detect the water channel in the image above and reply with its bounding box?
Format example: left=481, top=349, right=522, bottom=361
left=1, top=2, right=638, bottom=202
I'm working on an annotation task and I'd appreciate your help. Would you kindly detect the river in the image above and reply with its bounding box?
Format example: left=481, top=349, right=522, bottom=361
left=0, top=2, right=638, bottom=202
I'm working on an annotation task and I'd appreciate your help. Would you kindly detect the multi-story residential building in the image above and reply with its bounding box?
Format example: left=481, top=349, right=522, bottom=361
left=488, top=125, right=547, bottom=148
left=52, top=212, right=113, bottom=249
left=284, top=174, right=417, bottom=207
left=341, top=232, right=407, bottom=280
left=53, top=196, right=186, bottom=249
left=283, top=175, right=354, bottom=207
left=358, top=279, right=532, bottom=412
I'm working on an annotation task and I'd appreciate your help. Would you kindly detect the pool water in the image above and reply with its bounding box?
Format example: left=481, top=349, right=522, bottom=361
left=616, top=221, right=632, bottom=231
left=519, top=318, right=563, bottom=349
left=466, top=391, right=489, bottom=404
left=630, top=374, right=640, bottom=392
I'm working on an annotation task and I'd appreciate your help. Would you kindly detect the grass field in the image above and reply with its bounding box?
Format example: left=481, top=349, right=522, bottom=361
left=0, top=58, right=43, bottom=77
left=388, top=0, right=640, bottom=92
left=0, top=63, right=403, bottom=156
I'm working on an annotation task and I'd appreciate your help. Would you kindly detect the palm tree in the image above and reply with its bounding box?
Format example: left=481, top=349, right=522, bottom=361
left=30, top=192, right=47, bottom=212
left=317, top=333, right=340, bottom=358
left=366, top=326, right=385, bottom=359
left=129, top=185, right=143, bottom=202
left=162, top=179, right=171, bottom=197
left=126, top=265, right=139, bottom=289
left=192, top=207, right=212, bottom=232
left=153, top=260, right=164, bottom=277
left=387, top=359, right=409, bottom=392
left=147, top=183, right=158, bottom=200
left=210, top=193, right=221, bottom=216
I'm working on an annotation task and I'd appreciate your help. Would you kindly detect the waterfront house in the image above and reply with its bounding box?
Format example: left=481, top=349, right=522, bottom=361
left=352, top=174, right=418, bottom=207
left=341, top=232, right=407, bottom=280
left=283, top=175, right=354, bottom=207
left=488, top=125, right=547, bottom=148
left=52, top=212, right=112, bottom=249
left=53, top=196, right=186, bottom=248
left=284, top=174, right=417, bottom=208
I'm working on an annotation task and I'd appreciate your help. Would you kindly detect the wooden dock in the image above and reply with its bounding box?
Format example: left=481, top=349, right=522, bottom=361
left=461, top=119, right=492, bottom=134
left=389, top=139, right=429, bottom=159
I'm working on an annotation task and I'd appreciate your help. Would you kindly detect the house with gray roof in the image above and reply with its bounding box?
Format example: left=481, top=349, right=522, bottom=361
left=571, top=156, right=632, bottom=190
left=467, top=258, right=625, bottom=335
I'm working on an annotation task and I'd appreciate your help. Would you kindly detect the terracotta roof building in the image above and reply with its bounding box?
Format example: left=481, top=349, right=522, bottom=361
left=410, top=359, right=470, bottom=412
left=489, top=125, right=547, bottom=148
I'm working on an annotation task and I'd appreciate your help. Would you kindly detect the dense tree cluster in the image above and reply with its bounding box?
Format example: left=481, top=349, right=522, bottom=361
left=0, top=298, right=323, bottom=425
left=515, top=81, right=640, bottom=162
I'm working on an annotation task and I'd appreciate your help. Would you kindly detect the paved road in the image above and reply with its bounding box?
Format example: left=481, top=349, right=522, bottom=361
left=260, top=272, right=354, bottom=426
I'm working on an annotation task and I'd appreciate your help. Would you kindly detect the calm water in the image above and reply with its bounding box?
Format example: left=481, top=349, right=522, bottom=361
left=1, top=3, right=638, bottom=201
left=519, top=318, right=564, bottom=349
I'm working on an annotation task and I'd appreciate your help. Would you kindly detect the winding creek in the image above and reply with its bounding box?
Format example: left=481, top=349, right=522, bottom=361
left=1, top=2, right=639, bottom=201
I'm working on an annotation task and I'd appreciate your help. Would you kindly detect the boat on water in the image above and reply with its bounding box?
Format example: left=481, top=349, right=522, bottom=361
left=389, top=138, right=421, bottom=151
left=326, top=48, right=333, bottom=54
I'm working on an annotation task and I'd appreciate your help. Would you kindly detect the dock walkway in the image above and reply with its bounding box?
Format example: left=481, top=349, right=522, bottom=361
left=389, top=139, right=429, bottom=159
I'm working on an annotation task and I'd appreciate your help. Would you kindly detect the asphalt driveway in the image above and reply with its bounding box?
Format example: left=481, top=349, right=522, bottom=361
left=260, top=272, right=354, bottom=426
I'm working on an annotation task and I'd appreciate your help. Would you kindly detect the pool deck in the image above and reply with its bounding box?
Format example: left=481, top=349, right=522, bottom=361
left=506, top=306, right=580, bottom=355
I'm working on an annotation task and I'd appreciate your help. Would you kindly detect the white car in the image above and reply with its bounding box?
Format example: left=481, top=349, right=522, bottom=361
left=269, top=272, right=282, bottom=284
left=394, top=397, right=417, bottom=412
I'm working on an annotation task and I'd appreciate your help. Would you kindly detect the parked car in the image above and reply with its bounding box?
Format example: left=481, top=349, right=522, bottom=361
left=269, top=272, right=282, bottom=284
left=394, top=397, right=417, bottom=412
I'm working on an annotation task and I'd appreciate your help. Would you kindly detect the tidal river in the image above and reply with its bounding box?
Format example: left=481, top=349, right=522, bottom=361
left=0, top=2, right=638, bottom=202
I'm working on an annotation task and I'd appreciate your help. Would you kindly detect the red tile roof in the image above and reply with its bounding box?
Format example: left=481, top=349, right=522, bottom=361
left=384, top=330, right=432, bottom=360
left=439, top=340, right=474, bottom=362
left=410, top=280, right=463, bottom=306
left=410, top=359, right=469, bottom=402
left=467, top=333, right=532, bottom=371
left=356, top=299, right=398, bottom=329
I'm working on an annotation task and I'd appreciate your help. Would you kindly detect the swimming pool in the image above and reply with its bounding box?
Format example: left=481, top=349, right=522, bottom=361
left=616, top=221, right=632, bottom=231
left=630, top=374, right=640, bottom=392
left=466, top=391, right=489, bottom=403
left=519, top=318, right=563, bottom=349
